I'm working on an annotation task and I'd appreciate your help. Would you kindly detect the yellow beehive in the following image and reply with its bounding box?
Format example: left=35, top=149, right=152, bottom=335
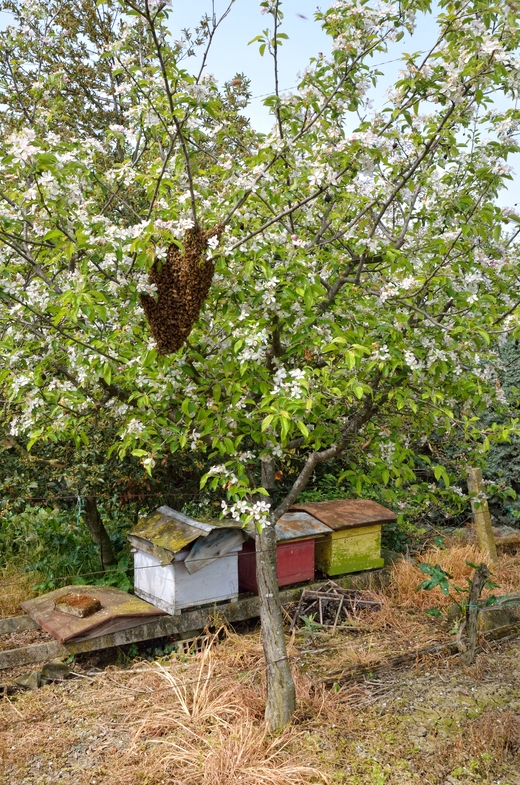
left=289, top=500, right=397, bottom=576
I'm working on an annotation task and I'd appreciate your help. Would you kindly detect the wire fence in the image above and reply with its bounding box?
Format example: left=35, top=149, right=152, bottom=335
left=0, top=527, right=383, bottom=589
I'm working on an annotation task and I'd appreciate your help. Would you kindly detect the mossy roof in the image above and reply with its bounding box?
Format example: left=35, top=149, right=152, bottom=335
left=128, top=505, right=243, bottom=554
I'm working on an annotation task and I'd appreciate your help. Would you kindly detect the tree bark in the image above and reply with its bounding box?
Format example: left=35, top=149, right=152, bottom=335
left=256, top=459, right=296, bottom=730
left=256, top=516, right=296, bottom=730
left=467, top=468, right=497, bottom=562
left=83, top=496, right=116, bottom=571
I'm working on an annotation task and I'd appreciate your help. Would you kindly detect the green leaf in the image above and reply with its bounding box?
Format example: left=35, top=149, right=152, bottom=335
left=425, top=607, right=443, bottom=618
left=262, top=414, right=274, bottom=432
left=297, top=421, right=309, bottom=438
left=103, top=363, right=112, bottom=386
left=345, top=351, right=356, bottom=370
left=416, top=563, right=453, bottom=595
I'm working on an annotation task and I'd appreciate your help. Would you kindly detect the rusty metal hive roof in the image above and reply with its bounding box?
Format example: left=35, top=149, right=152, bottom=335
left=288, top=499, right=397, bottom=531
left=244, top=511, right=331, bottom=542
left=275, top=511, right=332, bottom=540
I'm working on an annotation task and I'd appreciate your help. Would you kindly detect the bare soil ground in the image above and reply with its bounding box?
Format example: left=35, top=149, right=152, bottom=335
left=1, top=540, right=520, bottom=785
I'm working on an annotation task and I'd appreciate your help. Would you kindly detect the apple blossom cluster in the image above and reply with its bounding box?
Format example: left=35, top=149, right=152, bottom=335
left=270, top=367, right=308, bottom=399
left=221, top=498, right=271, bottom=527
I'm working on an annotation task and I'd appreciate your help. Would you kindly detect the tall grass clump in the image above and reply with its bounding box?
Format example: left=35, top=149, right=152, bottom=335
left=0, top=505, right=132, bottom=592
left=129, top=647, right=328, bottom=785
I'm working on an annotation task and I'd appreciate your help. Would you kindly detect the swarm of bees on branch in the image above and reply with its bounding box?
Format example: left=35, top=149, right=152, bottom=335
left=141, top=224, right=222, bottom=355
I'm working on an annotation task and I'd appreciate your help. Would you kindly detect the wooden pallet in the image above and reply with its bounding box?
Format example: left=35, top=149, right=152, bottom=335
left=0, top=570, right=387, bottom=670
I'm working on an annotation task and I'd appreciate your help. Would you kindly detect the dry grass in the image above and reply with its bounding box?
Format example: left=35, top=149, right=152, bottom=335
left=131, top=644, right=248, bottom=737
left=0, top=567, right=40, bottom=619
left=388, top=541, right=520, bottom=612
left=149, top=718, right=327, bottom=785
left=2, top=542, right=520, bottom=784
left=292, top=591, right=452, bottom=683
left=468, top=709, right=520, bottom=761
left=126, top=644, right=327, bottom=785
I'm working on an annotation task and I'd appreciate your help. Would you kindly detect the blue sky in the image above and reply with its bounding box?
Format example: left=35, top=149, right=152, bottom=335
left=169, top=0, right=332, bottom=128
left=170, top=0, right=426, bottom=128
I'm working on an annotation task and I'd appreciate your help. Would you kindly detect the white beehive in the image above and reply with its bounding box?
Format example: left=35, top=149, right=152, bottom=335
left=133, top=546, right=242, bottom=615
left=128, top=506, right=244, bottom=615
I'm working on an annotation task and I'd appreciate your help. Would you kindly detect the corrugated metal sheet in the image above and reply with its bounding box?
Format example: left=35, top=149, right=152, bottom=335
left=184, top=528, right=245, bottom=574
left=289, top=499, right=397, bottom=531
left=21, top=585, right=165, bottom=643
left=275, top=511, right=332, bottom=541
left=244, top=511, right=330, bottom=543
left=128, top=506, right=243, bottom=559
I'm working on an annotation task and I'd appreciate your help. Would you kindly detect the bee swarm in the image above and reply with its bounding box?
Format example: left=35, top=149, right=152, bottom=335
left=141, top=224, right=221, bottom=355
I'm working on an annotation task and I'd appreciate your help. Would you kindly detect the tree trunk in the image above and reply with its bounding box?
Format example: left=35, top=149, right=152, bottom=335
left=256, top=459, right=296, bottom=730
left=83, top=496, right=116, bottom=571
left=467, top=468, right=497, bottom=562
left=256, top=519, right=296, bottom=729
left=461, top=562, right=490, bottom=666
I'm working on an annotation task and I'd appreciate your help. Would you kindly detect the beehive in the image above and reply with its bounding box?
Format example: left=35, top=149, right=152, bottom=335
left=289, top=500, right=397, bottom=576
left=238, top=512, right=330, bottom=593
left=128, top=506, right=244, bottom=614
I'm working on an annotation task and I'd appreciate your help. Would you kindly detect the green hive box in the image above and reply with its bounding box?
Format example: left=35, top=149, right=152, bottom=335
left=314, top=524, right=384, bottom=575
left=289, top=499, right=397, bottom=576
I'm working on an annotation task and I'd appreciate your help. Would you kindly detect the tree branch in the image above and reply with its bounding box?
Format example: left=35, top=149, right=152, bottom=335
left=273, top=381, right=385, bottom=519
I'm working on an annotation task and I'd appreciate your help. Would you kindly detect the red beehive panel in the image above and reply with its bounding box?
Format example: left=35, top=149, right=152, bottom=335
left=238, top=539, right=315, bottom=593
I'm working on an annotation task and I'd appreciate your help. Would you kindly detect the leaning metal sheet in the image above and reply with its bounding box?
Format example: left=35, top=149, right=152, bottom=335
left=289, top=499, right=397, bottom=531
left=128, top=510, right=212, bottom=555
left=128, top=508, right=245, bottom=557
left=21, top=585, right=166, bottom=643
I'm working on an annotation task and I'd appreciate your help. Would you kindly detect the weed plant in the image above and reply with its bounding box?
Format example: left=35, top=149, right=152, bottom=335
left=0, top=505, right=133, bottom=592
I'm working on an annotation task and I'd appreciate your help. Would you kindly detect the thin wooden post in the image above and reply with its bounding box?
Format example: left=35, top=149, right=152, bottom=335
left=461, top=562, right=490, bottom=666
left=467, top=467, right=497, bottom=562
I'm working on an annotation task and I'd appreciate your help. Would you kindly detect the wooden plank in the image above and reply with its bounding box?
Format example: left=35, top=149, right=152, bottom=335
left=467, top=467, right=497, bottom=561
left=0, top=616, right=39, bottom=635
left=0, top=568, right=389, bottom=671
